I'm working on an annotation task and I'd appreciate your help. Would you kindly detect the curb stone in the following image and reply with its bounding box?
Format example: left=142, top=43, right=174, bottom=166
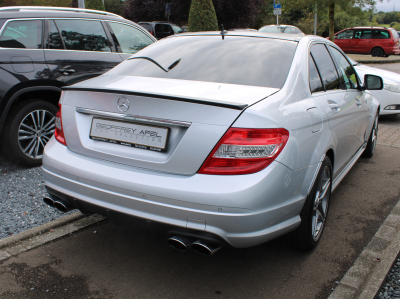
left=329, top=198, right=400, bottom=299
left=0, top=212, right=106, bottom=262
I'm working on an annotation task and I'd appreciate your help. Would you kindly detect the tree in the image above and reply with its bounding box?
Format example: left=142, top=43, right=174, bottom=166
left=212, top=0, right=264, bottom=29
left=86, top=0, right=105, bottom=11
left=188, top=0, right=218, bottom=32
left=281, top=0, right=376, bottom=41
left=105, top=0, right=122, bottom=15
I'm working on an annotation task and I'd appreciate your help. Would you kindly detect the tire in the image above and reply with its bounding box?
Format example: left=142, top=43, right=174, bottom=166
left=371, top=47, right=385, bottom=57
left=362, top=114, right=378, bottom=158
left=1, top=99, right=58, bottom=167
left=280, top=156, right=332, bottom=250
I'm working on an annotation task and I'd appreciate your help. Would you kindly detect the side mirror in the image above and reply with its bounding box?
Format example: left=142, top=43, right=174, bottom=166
left=364, top=74, right=383, bottom=90
left=334, top=35, right=337, bottom=39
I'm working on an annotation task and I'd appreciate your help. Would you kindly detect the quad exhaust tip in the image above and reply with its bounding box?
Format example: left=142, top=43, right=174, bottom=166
left=192, top=240, right=222, bottom=256
left=43, top=197, right=75, bottom=213
left=168, top=235, right=192, bottom=251
left=167, top=235, right=222, bottom=256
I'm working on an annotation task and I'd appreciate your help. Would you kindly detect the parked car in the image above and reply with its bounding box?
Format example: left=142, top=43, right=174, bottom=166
left=259, top=24, right=304, bottom=35
left=138, top=21, right=184, bottom=39
left=229, top=28, right=257, bottom=31
left=42, top=31, right=381, bottom=255
left=0, top=6, right=156, bottom=167
left=348, top=57, right=400, bottom=115
left=333, top=26, right=400, bottom=57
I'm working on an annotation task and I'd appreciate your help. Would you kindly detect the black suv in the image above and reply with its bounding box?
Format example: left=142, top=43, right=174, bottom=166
left=138, top=21, right=184, bottom=40
left=0, top=7, right=156, bottom=167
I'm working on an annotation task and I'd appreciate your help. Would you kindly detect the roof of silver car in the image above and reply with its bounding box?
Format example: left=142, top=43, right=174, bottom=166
left=168, top=30, right=305, bottom=42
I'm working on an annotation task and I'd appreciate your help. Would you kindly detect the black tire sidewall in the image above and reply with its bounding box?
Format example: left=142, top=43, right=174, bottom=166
left=300, top=156, right=332, bottom=250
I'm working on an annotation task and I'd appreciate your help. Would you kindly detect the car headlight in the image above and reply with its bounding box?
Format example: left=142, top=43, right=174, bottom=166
left=383, top=79, right=400, bottom=93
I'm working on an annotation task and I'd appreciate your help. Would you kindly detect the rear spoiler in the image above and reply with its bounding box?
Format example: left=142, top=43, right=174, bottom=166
left=62, top=87, right=248, bottom=110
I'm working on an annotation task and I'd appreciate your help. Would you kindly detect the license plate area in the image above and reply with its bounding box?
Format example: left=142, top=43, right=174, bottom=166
left=89, top=118, right=169, bottom=152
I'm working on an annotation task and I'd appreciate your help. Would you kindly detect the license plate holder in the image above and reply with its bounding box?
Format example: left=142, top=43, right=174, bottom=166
left=89, top=118, right=169, bottom=152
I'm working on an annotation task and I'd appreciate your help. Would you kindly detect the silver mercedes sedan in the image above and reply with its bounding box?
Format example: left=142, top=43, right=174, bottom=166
left=42, top=31, right=382, bottom=255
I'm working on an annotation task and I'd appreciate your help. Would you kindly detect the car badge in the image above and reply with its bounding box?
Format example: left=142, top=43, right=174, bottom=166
left=117, top=97, right=130, bottom=112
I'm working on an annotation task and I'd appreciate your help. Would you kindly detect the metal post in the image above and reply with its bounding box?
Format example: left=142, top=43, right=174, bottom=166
left=78, top=0, right=85, bottom=8
left=314, top=3, right=317, bottom=35
left=277, top=15, right=279, bottom=25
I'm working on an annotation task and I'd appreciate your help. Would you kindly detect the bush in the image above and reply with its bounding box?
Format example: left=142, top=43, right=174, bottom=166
left=188, top=0, right=218, bottom=32
left=86, top=0, right=105, bottom=11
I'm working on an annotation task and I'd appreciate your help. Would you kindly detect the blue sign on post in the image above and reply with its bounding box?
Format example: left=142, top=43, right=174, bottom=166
left=166, top=3, right=171, bottom=11
left=273, top=0, right=281, bottom=9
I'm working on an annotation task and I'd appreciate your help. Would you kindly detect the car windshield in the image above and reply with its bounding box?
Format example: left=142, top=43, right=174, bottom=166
left=108, top=35, right=297, bottom=88
left=259, top=26, right=286, bottom=33
left=172, top=25, right=184, bottom=34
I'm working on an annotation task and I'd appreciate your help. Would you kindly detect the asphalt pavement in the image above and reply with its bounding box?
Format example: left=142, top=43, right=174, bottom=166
left=1, top=62, right=400, bottom=299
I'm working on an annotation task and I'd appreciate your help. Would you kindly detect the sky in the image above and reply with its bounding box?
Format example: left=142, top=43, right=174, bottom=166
left=374, top=0, right=400, bottom=12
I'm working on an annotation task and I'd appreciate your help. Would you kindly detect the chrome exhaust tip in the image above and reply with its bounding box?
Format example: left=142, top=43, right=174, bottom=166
left=192, top=240, right=222, bottom=256
left=53, top=200, right=74, bottom=213
left=43, top=197, right=55, bottom=207
left=168, top=235, right=192, bottom=251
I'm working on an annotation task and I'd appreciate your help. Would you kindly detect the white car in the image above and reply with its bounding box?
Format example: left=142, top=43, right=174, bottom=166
left=351, top=58, right=400, bottom=115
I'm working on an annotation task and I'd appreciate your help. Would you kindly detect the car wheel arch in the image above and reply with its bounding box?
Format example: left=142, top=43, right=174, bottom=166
left=0, top=86, right=62, bottom=136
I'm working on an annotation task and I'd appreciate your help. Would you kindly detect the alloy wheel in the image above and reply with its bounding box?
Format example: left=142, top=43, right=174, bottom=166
left=18, top=110, right=55, bottom=159
left=312, top=165, right=331, bottom=241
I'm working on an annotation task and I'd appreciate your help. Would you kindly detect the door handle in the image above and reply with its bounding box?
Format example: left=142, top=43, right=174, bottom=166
left=355, top=100, right=362, bottom=107
left=59, top=69, right=75, bottom=73
left=327, top=100, right=340, bottom=111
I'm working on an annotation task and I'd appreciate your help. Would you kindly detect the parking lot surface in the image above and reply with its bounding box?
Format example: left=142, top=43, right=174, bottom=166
left=0, top=143, right=399, bottom=298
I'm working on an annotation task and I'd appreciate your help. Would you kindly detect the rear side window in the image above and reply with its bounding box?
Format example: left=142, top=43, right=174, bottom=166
left=373, top=29, right=390, bottom=39
left=329, top=46, right=358, bottom=89
left=354, top=29, right=372, bottom=39
left=55, top=19, right=111, bottom=52
left=0, top=20, right=42, bottom=49
left=108, top=36, right=297, bottom=88
left=337, top=29, right=353, bottom=39
left=311, top=44, right=341, bottom=91
left=155, top=24, right=172, bottom=34
left=108, top=22, right=153, bottom=54
left=139, top=23, right=152, bottom=32
left=309, top=54, right=324, bottom=93
left=48, top=20, right=63, bottom=49
left=390, top=29, right=399, bottom=39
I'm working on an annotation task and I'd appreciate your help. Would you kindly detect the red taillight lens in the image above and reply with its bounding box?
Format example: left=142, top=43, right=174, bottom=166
left=54, top=104, right=66, bottom=146
left=151, top=30, right=154, bottom=35
left=198, top=128, right=289, bottom=175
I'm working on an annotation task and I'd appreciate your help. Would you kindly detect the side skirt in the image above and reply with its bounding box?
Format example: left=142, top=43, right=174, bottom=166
left=332, top=143, right=367, bottom=192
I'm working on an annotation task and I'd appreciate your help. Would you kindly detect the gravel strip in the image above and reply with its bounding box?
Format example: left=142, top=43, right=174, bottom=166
left=377, top=255, right=400, bottom=299
left=0, top=156, right=72, bottom=240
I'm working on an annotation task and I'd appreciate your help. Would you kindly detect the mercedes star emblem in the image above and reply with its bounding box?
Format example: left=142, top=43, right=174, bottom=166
left=117, top=97, right=130, bottom=112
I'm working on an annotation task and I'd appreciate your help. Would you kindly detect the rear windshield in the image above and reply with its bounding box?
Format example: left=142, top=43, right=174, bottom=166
left=108, top=35, right=297, bottom=88
left=391, top=29, right=399, bottom=39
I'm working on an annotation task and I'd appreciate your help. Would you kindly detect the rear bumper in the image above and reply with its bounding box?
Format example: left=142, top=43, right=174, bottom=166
left=42, top=138, right=316, bottom=248
left=370, top=90, right=400, bottom=115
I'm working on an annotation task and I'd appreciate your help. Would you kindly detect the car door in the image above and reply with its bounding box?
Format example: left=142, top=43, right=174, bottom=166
left=105, top=21, right=155, bottom=61
left=309, top=43, right=361, bottom=177
left=335, top=29, right=354, bottom=53
left=44, top=18, right=122, bottom=86
left=353, top=29, right=373, bottom=54
left=328, top=45, right=370, bottom=150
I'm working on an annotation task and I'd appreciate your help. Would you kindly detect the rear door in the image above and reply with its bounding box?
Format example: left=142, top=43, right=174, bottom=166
left=353, top=29, right=373, bottom=54
left=310, top=43, right=361, bottom=177
left=335, top=29, right=354, bottom=53
left=328, top=45, right=369, bottom=150
left=44, top=18, right=122, bottom=86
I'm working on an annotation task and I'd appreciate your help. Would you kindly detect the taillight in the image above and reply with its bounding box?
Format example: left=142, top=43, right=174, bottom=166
left=54, top=104, right=66, bottom=146
left=198, top=128, right=289, bottom=175
left=151, top=30, right=154, bottom=35
left=389, top=40, right=394, bottom=46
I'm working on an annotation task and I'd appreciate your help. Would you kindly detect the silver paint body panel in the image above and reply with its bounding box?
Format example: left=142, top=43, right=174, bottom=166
left=43, top=34, right=380, bottom=248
